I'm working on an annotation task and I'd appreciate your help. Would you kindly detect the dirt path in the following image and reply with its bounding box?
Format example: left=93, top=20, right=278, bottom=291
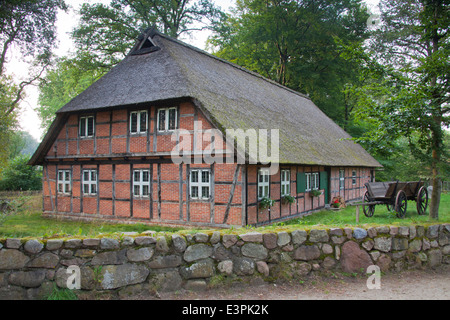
left=157, top=265, right=450, bottom=300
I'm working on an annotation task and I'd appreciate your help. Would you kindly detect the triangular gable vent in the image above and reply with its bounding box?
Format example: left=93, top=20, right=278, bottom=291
left=129, top=27, right=161, bottom=55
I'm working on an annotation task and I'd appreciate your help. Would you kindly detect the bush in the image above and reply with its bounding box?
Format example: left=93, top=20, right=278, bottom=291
left=0, top=155, right=42, bottom=191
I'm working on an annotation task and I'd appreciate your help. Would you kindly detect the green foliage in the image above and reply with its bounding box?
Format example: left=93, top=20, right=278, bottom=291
left=208, top=0, right=371, bottom=125
left=0, top=155, right=42, bottom=191
left=258, top=196, right=276, bottom=210
left=45, top=285, right=78, bottom=300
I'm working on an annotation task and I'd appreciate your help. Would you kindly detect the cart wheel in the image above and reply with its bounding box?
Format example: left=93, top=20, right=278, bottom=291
left=416, top=186, right=428, bottom=215
left=363, top=191, right=375, bottom=217
left=395, top=190, right=407, bottom=218
left=386, top=203, right=394, bottom=212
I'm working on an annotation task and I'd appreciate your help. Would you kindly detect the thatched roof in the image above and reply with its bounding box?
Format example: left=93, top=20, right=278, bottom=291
left=30, top=29, right=381, bottom=168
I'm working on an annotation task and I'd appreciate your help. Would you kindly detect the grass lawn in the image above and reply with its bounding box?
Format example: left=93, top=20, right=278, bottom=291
left=0, top=193, right=449, bottom=239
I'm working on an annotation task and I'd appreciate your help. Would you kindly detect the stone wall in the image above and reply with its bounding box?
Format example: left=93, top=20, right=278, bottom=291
left=0, top=224, right=449, bottom=299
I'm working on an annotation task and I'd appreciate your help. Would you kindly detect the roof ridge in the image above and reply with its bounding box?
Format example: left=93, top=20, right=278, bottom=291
left=152, top=30, right=311, bottom=101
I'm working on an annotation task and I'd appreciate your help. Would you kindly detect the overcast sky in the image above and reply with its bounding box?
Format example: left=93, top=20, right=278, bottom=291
left=10, top=0, right=379, bottom=142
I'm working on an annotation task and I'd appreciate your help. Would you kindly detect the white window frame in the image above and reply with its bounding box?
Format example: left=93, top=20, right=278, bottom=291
left=57, top=170, right=71, bottom=194
left=82, top=169, right=98, bottom=196
left=133, top=169, right=150, bottom=198
left=130, top=110, right=148, bottom=134
left=190, top=169, right=211, bottom=200
left=305, top=172, right=312, bottom=192
left=79, top=115, right=95, bottom=138
left=281, top=169, right=290, bottom=196
left=312, top=172, right=320, bottom=190
left=258, top=168, right=270, bottom=199
left=339, top=169, right=345, bottom=190
left=157, top=107, right=177, bottom=132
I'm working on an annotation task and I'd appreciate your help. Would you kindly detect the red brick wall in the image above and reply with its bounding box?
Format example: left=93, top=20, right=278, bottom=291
left=41, top=161, right=244, bottom=227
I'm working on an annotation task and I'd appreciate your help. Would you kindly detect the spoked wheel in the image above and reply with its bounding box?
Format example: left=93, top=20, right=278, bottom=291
left=395, top=190, right=407, bottom=218
left=416, top=186, right=428, bottom=215
left=362, top=191, right=375, bottom=217
left=386, top=203, right=394, bottom=212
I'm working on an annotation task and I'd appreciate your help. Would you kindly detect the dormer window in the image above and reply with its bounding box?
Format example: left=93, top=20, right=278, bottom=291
left=79, top=116, right=94, bottom=138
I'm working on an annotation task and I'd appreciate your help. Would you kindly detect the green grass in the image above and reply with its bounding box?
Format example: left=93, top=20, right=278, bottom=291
left=262, top=192, right=450, bottom=231
left=0, top=193, right=449, bottom=239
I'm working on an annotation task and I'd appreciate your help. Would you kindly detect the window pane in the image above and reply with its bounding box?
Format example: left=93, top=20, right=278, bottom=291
left=87, top=117, right=94, bottom=136
left=142, top=170, right=149, bottom=182
left=264, top=186, right=269, bottom=197
left=79, top=118, right=86, bottom=137
left=58, top=183, right=63, bottom=193
left=202, top=186, right=209, bottom=198
left=58, top=171, right=63, bottom=181
left=84, top=184, right=90, bottom=194
left=91, top=170, right=97, bottom=181
left=91, top=184, right=97, bottom=195
left=140, top=111, right=147, bottom=132
left=130, top=112, right=138, bottom=133
left=134, top=171, right=140, bottom=182
left=142, top=185, right=149, bottom=196
left=264, top=172, right=269, bottom=182
left=168, top=108, right=176, bottom=130
left=191, top=186, right=198, bottom=198
left=201, top=170, right=209, bottom=183
left=191, top=171, right=198, bottom=183
left=65, top=171, right=70, bottom=181
left=83, top=171, right=89, bottom=181
left=64, top=183, right=70, bottom=193
left=259, top=173, right=263, bottom=183
left=258, top=186, right=263, bottom=198
left=134, top=185, right=140, bottom=196
left=158, top=109, right=166, bottom=131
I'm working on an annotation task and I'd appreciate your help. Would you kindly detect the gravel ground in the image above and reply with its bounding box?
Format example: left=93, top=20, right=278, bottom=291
left=156, top=264, right=450, bottom=300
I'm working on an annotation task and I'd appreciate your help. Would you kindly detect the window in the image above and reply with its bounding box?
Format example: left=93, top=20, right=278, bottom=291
left=352, top=170, right=357, bottom=185
left=79, top=116, right=94, bottom=137
left=190, top=169, right=211, bottom=200
left=57, top=170, right=71, bottom=194
left=281, top=169, right=290, bottom=196
left=339, top=169, right=345, bottom=190
left=305, top=172, right=312, bottom=191
left=312, top=172, right=320, bottom=190
left=157, top=107, right=177, bottom=132
left=130, top=110, right=148, bottom=134
left=133, top=169, right=150, bottom=197
left=83, top=170, right=98, bottom=195
left=258, top=168, right=270, bottom=199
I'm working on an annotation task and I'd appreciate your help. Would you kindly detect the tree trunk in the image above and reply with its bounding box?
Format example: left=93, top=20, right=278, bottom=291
left=429, top=148, right=441, bottom=220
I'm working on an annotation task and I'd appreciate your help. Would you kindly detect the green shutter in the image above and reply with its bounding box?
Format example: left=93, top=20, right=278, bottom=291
left=297, top=172, right=306, bottom=193
left=319, top=171, right=329, bottom=203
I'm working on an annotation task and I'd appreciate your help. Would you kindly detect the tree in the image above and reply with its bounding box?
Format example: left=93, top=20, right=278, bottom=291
left=72, top=0, right=226, bottom=70
left=0, top=0, right=67, bottom=167
left=208, top=0, right=370, bottom=125
left=351, top=0, right=449, bottom=219
left=0, top=154, right=42, bottom=191
left=37, top=0, right=225, bottom=131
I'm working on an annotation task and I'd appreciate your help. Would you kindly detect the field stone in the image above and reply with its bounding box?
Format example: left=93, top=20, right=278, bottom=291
left=256, top=261, right=270, bottom=277
left=293, top=245, right=320, bottom=261
left=101, top=264, right=150, bottom=290
left=172, top=234, right=187, bottom=253
left=134, top=236, right=156, bottom=246
left=240, top=232, right=263, bottom=243
left=218, top=260, right=233, bottom=275
left=309, top=229, right=329, bottom=242
left=46, top=239, right=63, bottom=251
left=126, top=247, right=154, bottom=262
left=150, top=271, right=182, bottom=292
left=27, top=252, right=59, bottom=269
left=222, top=234, right=238, bottom=248
left=180, top=259, right=215, bottom=279
left=233, top=257, right=255, bottom=276
left=24, top=240, right=44, bottom=254
left=241, top=243, right=268, bottom=260
left=0, top=249, right=30, bottom=269
left=374, top=237, right=391, bottom=252
left=291, top=230, right=307, bottom=245
left=100, top=238, right=120, bottom=250
left=340, top=241, right=373, bottom=273
left=183, top=244, right=213, bottom=262
left=148, top=255, right=182, bottom=269
left=9, top=270, right=46, bottom=288
left=263, top=233, right=278, bottom=249
left=353, top=228, right=367, bottom=240
left=277, top=232, right=290, bottom=247
left=6, top=239, right=21, bottom=249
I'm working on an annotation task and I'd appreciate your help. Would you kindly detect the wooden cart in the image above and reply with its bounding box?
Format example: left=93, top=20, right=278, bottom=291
left=362, top=180, right=428, bottom=218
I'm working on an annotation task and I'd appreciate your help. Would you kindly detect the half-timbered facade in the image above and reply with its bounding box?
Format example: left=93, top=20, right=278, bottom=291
left=30, top=29, right=381, bottom=227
